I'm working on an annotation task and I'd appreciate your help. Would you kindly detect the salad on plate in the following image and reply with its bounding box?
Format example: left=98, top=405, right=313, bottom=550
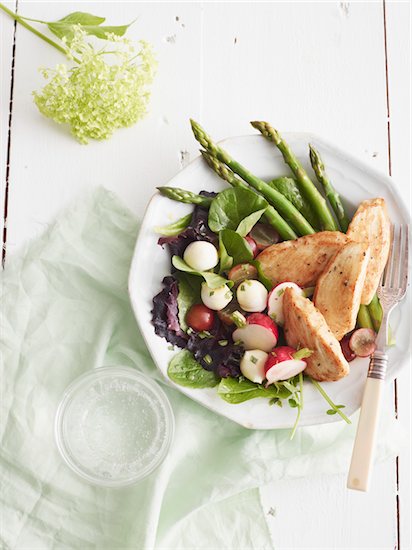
left=151, top=120, right=392, bottom=438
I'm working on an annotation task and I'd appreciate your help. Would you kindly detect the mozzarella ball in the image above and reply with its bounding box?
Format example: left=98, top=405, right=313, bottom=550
left=201, top=283, right=233, bottom=311
left=236, top=280, right=268, bottom=312
left=183, top=241, right=219, bottom=271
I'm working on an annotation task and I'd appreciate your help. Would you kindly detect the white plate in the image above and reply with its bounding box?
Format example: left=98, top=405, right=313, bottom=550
left=129, top=133, right=410, bottom=430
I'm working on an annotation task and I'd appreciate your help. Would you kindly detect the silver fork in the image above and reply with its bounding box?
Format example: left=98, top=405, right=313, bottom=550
left=347, top=224, right=409, bottom=492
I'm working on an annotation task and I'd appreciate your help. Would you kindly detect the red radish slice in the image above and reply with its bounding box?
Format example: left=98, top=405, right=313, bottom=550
left=349, top=328, right=377, bottom=357
left=265, top=346, right=297, bottom=367
left=245, top=236, right=258, bottom=258
left=265, top=359, right=307, bottom=383
left=340, top=333, right=356, bottom=362
left=240, top=350, right=268, bottom=383
left=249, top=223, right=280, bottom=250
left=228, top=263, right=258, bottom=286
left=267, top=282, right=303, bottom=325
left=232, top=313, right=278, bottom=352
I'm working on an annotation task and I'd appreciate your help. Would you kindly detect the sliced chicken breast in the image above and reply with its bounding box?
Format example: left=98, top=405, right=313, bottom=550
left=314, top=241, right=370, bottom=340
left=257, top=231, right=350, bottom=288
left=283, top=287, right=350, bottom=382
left=347, top=198, right=391, bottom=305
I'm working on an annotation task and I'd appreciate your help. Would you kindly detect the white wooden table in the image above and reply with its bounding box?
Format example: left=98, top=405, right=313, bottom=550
left=1, top=1, right=410, bottom=548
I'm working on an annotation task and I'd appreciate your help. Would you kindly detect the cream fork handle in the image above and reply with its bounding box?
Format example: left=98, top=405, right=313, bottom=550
left=347, top=376, right=384, bottom=491
left=347, top=350, right=388, bottom=492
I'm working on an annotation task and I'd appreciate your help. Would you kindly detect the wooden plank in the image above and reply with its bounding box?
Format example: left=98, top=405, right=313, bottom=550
left=4, top=1, right=203, bottom=253
left=384, top=1, right=412, bottom=549
left=0, top=0, right=17, bottom=263
left=200, top=2, right=398, bottom=547
left=3, top=1, right=405, bottom=548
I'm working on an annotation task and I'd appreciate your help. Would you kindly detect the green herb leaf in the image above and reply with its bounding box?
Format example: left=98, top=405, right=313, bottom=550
left=55, top=12, right=106, bottom=25
left=154, top=213, right=192, bottom=237
left=172, top=256, right=232, bottom=289
left=48, top=20, right=132, bottom=42
left=208, top=188, right=268, bottom=234
left=168, top=350, right=219, bottom=388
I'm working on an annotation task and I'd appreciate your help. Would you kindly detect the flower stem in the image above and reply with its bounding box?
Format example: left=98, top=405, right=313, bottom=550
left=310, top=378, right=351, bottom=424
left=0, top=3, right=69, bottom=57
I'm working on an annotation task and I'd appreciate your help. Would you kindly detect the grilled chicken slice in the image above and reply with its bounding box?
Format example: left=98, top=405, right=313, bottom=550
left=313, top=241, right=370, bottom=340
left=347, top=198, right=391, bottom=305
left=283, top=287, right=350, bottom=381
left=257, top=231, right=350, bottom=288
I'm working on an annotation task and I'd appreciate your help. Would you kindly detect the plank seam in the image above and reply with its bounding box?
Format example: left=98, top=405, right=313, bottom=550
left=2, top=0, right=18, bottom=268
left=382, top=1, right=400, bottom=549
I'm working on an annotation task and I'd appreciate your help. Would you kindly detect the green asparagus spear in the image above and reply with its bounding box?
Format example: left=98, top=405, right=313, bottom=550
left=367, top=294, right=383, bottom=332
left=157, top=186, right=213, bottom=207
left=200, top=150, right=298, bottom=241
left=357, top=304, right=374, bottom=330
left=190, top=119, right=316, bottom=237
left=269, top=176, right=319, bottom=230
left=309, top=145, right=350, bottom=232
left=250, top=121, right=339, bottom=231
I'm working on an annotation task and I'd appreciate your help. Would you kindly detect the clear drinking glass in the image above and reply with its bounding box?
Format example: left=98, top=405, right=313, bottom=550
left=55, top=366, right=174, bottom=487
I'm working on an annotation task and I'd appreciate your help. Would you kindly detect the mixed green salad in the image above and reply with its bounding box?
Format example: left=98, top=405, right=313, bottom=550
left=152, top=120, right=386, bottom=437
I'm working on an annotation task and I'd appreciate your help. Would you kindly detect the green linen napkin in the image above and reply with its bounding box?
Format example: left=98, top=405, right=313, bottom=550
left=0, top=187, right=404, bottom=550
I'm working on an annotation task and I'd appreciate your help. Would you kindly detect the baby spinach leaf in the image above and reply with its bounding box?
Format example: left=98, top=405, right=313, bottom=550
left=172, top=256, right=233, bottom=289
left=218, top=234, right=233, bottom=273
left=154, top=214, right=192, bottom=237
left=208, top=188, right=267, bottom=234
left=175, top=273, right=202, bottom=331
left=168, top=350, right=219, bottom=388
left=219, top=229, right=254, bottom=273
left=218, top=377, right=292, bottom=404
left=236, top=209, right=267, bottom=237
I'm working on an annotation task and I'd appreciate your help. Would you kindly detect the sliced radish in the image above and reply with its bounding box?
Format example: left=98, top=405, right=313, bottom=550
left=232, top=313, right=278, bottom=352
left=264, top=345, right=310, bottom=384
left=340, top=333, right=356, bottom=362
left=349, top=328, right=377, bottom=357
left=228, top=263, right=258, bottom=286
left=240, top=350, right=268, bottom=384
left=267, top=282, right=303, bottom=325
left=249, top=224, right=280, bottom=250
left=266, top=345, right=296, bottom=364
left=236, top=279, right=268, bottom=312
left=265, top=359, right=307, bottom=383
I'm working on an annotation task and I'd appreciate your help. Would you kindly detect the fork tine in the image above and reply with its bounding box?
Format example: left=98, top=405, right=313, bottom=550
left=390, top=225, right=402, bottom=288
left=382, top=224, right=394, bottom=287
left=400, top=224, right=409, bottom=295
